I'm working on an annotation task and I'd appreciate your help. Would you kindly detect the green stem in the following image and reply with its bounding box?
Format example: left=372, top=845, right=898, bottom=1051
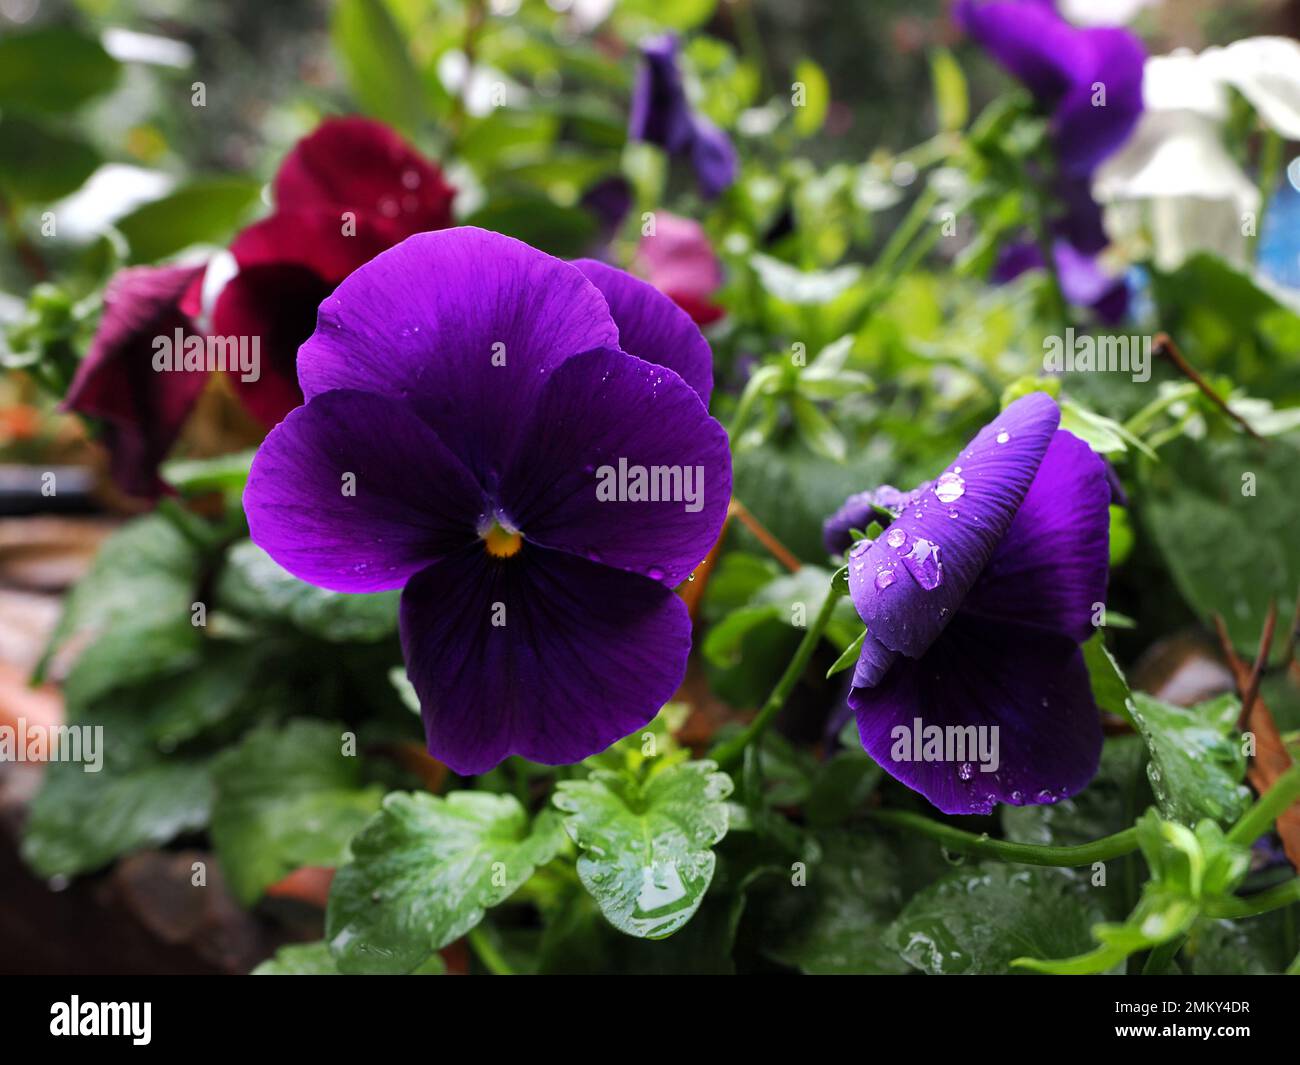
left=1122, top=382, right=1199, bottom=438
left=1286, top=947, right=1300, bottom=975
left=1142, top=936, right=1184, bottom=975
left=1227, top=763, right=1300, bottom=848
left=466, top=925, right=515, bottom=976
left=867, top=809, right=1140, bottom=868
left=1206, top=878, right=1300, bottom=920
left=872, top=184, right=940, bottom=283
left=711, top=588, right=840, bottom=770
left=1252, top=128, right=1283, bottom=259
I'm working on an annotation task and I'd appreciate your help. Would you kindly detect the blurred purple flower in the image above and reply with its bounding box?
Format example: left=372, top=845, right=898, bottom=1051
left=629, top=35, right=737, bottom=198
left=244, top=228, right=729, bottom=774
left=957, top=1, right=1143, bottom=321
left=993, top=239, right=1129, bottom=324
left=956, top=0, right=1145, bottom=176
left=838, top=393, right=1109, bottom=814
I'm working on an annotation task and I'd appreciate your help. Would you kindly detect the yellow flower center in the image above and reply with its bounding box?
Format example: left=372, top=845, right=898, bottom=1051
left=482, top=522, right=523, bottom=558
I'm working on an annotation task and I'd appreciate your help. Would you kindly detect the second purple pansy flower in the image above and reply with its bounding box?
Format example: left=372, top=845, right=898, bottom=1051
left=244, top=227, right=730, bottom=774
left=832, top=393, right=1109, bottom=815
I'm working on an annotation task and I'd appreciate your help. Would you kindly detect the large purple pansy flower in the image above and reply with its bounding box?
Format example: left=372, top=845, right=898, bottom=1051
left=629, top=34, right=737, bottom=199
left=244, top=227, right=729, bottom=773
left=839, top=393, right=1109, bottom=814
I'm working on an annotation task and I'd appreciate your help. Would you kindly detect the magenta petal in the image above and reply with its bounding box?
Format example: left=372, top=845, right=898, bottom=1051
left=571, top=258, right=714, bottom=404
left=296, top=228, right=619, bottom=484
left=245, top=389, right=485, bottom=593
left=963, top=429, right=1111, bottom=644
left=401, top=545, right=690, bottom=773
left=847, top=392, right=1060, bottom=659
left=498, top=348, right=730, bottom=587
left=850, top=614, right=1103, bottom=815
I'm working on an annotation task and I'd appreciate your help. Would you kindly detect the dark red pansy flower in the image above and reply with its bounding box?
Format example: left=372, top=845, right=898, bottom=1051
left=68, top=117, right=455, bottom=497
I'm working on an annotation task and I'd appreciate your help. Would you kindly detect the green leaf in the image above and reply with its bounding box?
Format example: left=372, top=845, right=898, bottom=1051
left=611, top=0, right=717, bottom=33
left=804, top=748, right=881, bottom=827
left=463, top=196, right=597, bottom=258
left=215, top=540, right=398, bottom=642
left=1108, top=504, right=1134, bottom=567
left=553, top=760, right=733, bottom=939
left=211, top=720, right=383, bottom=905
left=0, top=116, right=100, bottom=202
left=331, top=0, right=426, bottom=135
left=1061, top=399, right=1154, bottom=458
left=1015, top=811, right=1251, bottom=974
left=1081, top=631, right=1136, bottom=724
left=1142, top=434, right=1300, bottom=652
left=792, top=59, right=829, bottom=137
left=0, top=28, right=119, bottom=114
left=253, top=940, right=445, bottom=975
left=116, top=178, right=262, bottom=263
left=929, top=47, right=968, bottom=132
left=887, top=864, right=1112, bottom=974
left=701, top=603, right=781, bottom=668
left=161, top=449, right=254, bottom=498
left=23, top=754, right=212, bottom=878
left=825, top=628, right=866, bottom=678
left=37, top=514, right=204, bottom=695
left=791, top=395, right=847, bottom=462
left=327, top=792, right=566, bottom=973
left=1128, top=692, right=1251, bottom=827
left=757, top=830, right=922, bottom=974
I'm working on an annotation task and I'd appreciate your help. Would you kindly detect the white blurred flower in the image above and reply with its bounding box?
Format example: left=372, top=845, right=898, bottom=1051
left=1093, top=40, right=1300, bottom=270
left=1059, top=0, right=1159, bottom=27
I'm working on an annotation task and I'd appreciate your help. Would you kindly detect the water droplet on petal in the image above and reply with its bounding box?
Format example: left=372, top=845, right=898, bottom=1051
left=934, top=471, right=965, bottom=503
left=902, top=536, right=943, bottom=590
left=885, top=527, right=906, bottom=550
left=874, top=568, right=896, bottom=590
left=995, top=429, right=1010, bottom=444
left=958, top=762, right=973, bottom=780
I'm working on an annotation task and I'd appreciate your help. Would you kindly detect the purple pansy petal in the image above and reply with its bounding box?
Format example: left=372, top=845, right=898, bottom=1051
left=690, top=116, right=738, bottom=199
left=1054, top=26, right=1145, bottom=176
left=847, top=393, right=1060, bottom=659
left=296, top=228, right=620, bottom=483
left=498, top=348, right=730, bottom=588
left=852, top=631, right=899, bottom=690
left=956, top=0, right=1086, bottom=103
left=571, top=258, right=714, bottom=404
left=629, top=34, right=695, bottom=152
left=822, top=484, right=927, bottom=556
left=401, top=544, right=691, bottom=773
left=1052, top=240, right=1130, bottom=324
left=962, top=429, right=1111, bottom=645
left=957, top=1, right=1144, bottom=175
left=1056, top=174, right=1110, bottom=255
left=992, top=240, right=1128, bottom=324
left=849, top=614, right=1103, bottom=815
left=245, top=389, right=485, bottom=593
